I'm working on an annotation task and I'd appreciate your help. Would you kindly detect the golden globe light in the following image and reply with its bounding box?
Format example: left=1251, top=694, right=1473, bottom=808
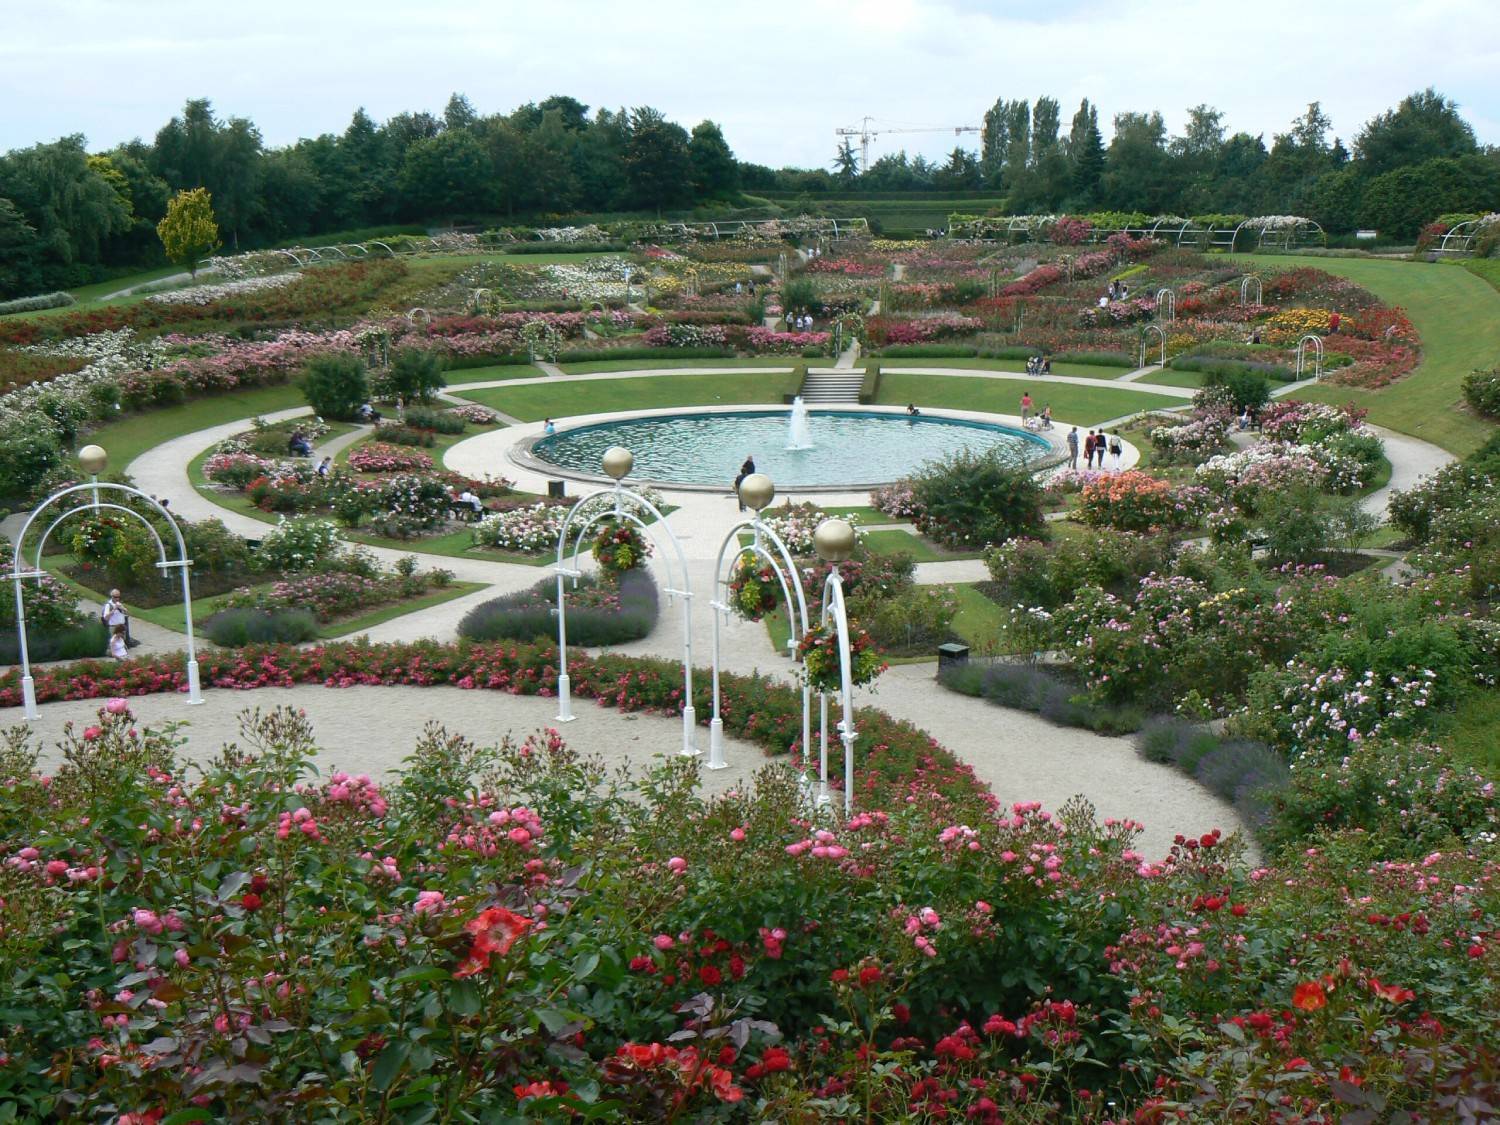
left=738, top=473, right=775, bottom=512
left=78, top=445, right=108, bottom=475
left=601, top=446, right=634, bottom=480
left=813, top=518, right=857, bottom=562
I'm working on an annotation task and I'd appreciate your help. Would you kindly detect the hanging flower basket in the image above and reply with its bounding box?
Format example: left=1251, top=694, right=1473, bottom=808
left=728, top=558, right=780, bottom=621
left=591, top=520, right=651, bottom=574
left=796, top=624, right=885, bottom=693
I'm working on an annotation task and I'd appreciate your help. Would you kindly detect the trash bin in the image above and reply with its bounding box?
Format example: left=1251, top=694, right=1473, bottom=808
left=547, top=480, right=566, bottom=499
left=937, top=642, right=969, bottom=669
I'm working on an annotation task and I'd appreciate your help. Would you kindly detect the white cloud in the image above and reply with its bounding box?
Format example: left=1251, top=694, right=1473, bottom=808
left=3, top=0, right=1497, bottom=166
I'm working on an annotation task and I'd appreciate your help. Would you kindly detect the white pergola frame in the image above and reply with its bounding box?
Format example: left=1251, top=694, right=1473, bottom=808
left=707, top=501, right=814, bottom=794
left=813, top=563, right=859, bottom=814
left=1155, top=288, right=1176, bottom=322
left=10, top=479, right=202, bottom=719
left=553, top=475, right=697, bottom=757
left=1240, top=275, right=1263, bottom=306
left=1435, top=215, right=1500, bottom=257
left=1296, top=334, right=1325, bottom=380
left=1139, top=324, right=1167, bottom=368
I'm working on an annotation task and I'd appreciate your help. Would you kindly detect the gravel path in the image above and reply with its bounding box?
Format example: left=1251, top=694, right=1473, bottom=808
left=11, top=685, right=769, bottom=802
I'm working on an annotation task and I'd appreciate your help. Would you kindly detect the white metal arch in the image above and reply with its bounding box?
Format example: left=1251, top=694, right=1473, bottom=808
left=1240, top=275, right=1263, bottom=306
left=1296, top=334, right=1324, bottom=380
left=814, top=564, right=859, bottom=813
left=10, top=481, right=202, bottom=719
left=1155, top=288, right=1176, bottom=322
left=553, top=483, right=697, bottom=755
left=1139, top=324, right=1167, bottom=367
left=367, top=241, right=397, bottom=257
left=708, top=515, right=812, bottom=784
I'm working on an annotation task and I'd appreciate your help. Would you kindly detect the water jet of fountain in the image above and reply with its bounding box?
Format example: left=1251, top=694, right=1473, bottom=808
left=786, top=395, right=813, bottom=450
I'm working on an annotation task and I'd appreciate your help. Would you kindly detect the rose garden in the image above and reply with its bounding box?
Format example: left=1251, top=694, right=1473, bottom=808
left=1, top=208, right=1498, bottom=1121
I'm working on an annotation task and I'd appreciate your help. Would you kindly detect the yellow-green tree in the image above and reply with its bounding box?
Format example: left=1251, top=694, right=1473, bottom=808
left=155, top=187, right=220, bottom=277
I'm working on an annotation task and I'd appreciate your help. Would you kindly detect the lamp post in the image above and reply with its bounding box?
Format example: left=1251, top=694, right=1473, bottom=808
left=10, top=445, right=202, bottom=720
left=553, top=446, right=698, bottom=756
left=707, top=475, right=814, bottom=795
left=811, top=518, right=859, bottom=812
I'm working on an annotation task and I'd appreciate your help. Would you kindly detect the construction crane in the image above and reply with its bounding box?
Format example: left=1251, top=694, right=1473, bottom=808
left=835, top=117, right=980, bottom=171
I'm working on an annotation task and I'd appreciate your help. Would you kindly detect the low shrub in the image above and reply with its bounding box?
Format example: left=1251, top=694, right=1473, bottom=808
left=554, top=346, right=734, bottom=363
left=300, top=351, right=369, bottom=420
left=458, top=570, right=659, bottom=646
left=1462, top=367, right=1500, bottom=418
left=940, top=660, right=1144, bottom=734
left=0, top=290, right=75, bottom=315
left=875, top=344, right=979, bottom=358
left=1050, top=350, right=1135, bottom=367
left=1171, top=354, right=1296, bottom=383
left=851, top=585, right=958, bottom=654
left=204, top=606, right=319, bottom=646
left=402, top=406, right=466, bottom=434
left=386, top=346, right=446, bottom=402
left=371, top=423, right=436, bottom=447
left=909, top=448, right=1045, bottom=549
left=0, top=618, right=107, bottom=664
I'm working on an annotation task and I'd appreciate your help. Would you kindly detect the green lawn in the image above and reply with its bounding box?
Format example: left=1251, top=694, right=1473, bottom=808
left=1230, top=254, right=1500, bottom=455
left=950, top=583, right=1007, bottom=651
left=1145, top=368, right=1208, bottom=389
left=86, top=384, right=308, bottom=471
left=861, top=528, right=983, bottom=562
left=444, top=364, right=550, bottom=385
left=67, top=265, right=186, bottom=304
left=823, top=504, right=893, bottom=525
left=886, top=358, right=1137, bottom=380
left=558, top=358, right=793, bottom=375
left=461, top=371, right=804, bottom=422
left=873, top=373, right=1183, bottom=427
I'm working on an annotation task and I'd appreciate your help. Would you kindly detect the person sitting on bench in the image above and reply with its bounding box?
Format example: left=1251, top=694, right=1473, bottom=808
left=357, top=402, right=382, bottom=424
left=455, top=489, right=483, bottom=518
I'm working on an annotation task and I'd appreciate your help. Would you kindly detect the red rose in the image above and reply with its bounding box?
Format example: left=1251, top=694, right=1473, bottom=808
left=239, top=892, right=263, bottom=912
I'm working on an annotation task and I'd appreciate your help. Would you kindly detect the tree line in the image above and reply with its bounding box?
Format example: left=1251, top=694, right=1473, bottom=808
left=1, top=88, right=1496, bottom=300
left=810, top=90, right=1497, bottom=240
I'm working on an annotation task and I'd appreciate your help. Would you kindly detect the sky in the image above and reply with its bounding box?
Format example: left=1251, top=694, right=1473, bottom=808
left=4, top=0, right=1499, bottom=169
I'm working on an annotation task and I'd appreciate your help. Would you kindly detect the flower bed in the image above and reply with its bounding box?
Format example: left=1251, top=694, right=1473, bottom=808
left=1076, top=471, right=1209, bottom=532
left=347, top=442, right=435, bottom=473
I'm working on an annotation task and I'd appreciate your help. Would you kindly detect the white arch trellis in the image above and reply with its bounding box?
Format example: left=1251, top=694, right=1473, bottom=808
left=1436, top=214, right=1500, bottom=256
left=1139, top=324, right=1167, bottom=367
left=813, top=555, right=859, bottom=814
left=553, top=470, right=698, bottom=757
left=10, top=480, right=203, bottom=719
left=1155, top=288, right=1176, bottom=322
left=1296, top=334, right=1324, bottom=380
left=1240, top=275, right=1263, bottom=306
left=707, top=489, right=814, bottom=797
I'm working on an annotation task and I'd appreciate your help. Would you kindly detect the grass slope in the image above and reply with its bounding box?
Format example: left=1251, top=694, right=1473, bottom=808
left=874, top=373, right=1180, bottom=427
left=1230, top=254, right=1500, bottom=455
left=461, top=371, right=804, bottom=421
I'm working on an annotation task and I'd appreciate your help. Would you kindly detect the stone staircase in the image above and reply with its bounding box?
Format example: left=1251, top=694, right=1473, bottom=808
left=799, top=368, right=864, bottom=404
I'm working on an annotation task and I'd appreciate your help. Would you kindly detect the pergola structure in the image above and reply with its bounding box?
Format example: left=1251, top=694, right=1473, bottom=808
left=1435, top=214, right=1500, bottom=257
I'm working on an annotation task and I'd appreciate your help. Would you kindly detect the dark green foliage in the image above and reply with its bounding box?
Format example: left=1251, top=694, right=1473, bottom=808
left=940, top=660, right=1143, bottom=734
left=300, top=352, right=369, bottom=421
left=0, top=415, right=63, bottom=501
left=402, top=406, right=465, bottom=434
left=386, top=347, right=446, bottom=402
left=1461, top=368, right=1500, bottom=418
left=0, top=618, right=108, bottom=664
left=458, top=570, right=658, bottom=645
left=1200, top=367, right=1273, bottom=411
left=910, top=448, right=1045, bottom=550
left=554, top=346, right=734, bottom=363
left=205, top=607, right=319, bottom=647
left=373, top=423, right=436, bottom=447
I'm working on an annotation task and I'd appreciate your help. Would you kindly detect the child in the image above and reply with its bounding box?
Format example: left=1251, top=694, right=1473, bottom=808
left=108, top=623, right=128, bottom=661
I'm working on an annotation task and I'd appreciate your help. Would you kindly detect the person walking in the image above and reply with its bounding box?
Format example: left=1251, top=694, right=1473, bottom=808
left=1067, top=427, right=1080, bottom=469
left=1084, top=430, right=1097, bottom=468
left=1020, top=392, right=1033, bottom=422
left=101, top=588, right=137, bottom=649
left=1109, top=432, right=1124, bottom=472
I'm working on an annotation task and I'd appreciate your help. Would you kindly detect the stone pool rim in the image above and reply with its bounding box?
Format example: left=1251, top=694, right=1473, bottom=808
left=506, top=403, right=1069, bottom=494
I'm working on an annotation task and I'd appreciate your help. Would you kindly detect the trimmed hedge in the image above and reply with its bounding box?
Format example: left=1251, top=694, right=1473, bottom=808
left=204, top=607, right=319, bottom=647
left=504, top=241, right=628, bottom=254
left=458, top=571, right=658, bottom=646
left=1051, top=350, right=1135, bottom=367
left=0, top=291, right=76, bottom=316
left=940, top=660, right=1144, bottom=735
left=1170, top=354, right=1296, bottom=382
left=0, top=619, right=107, bottom=664
left=555, top=346, right=735, bottom=363
left=876, top=344, right=980, bottom=358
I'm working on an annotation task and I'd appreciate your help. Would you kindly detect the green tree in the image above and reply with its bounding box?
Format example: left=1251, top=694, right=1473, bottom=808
left=933, top=147, right=982, bottom=191
left=443, top=92, right=478, bottom=132
left=832, top=139, right=860, bottom=185
left=688, top=120, right=739, bottom=199
left=0, top=135, right=131, bottom=271
left=1355, top=88, right=1477, bottom=178
left=155, top=187, right=220, bottom=276
left=301, top=352, right=369, bottom=421
left=387, top=348, right=446, bottom=402
left=1067, top=99, right=1105, bottom=206
left=397, top=130, right=492, bottom=217
left=1101, top=112, right=1174, bottom=212
left=0, top=197, right=42, bottom=298
left=624, top=107, right=692, bottom=214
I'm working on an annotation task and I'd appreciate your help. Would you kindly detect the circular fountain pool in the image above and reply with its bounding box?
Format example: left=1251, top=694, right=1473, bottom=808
left=527, top=409, right=1052, bottom=489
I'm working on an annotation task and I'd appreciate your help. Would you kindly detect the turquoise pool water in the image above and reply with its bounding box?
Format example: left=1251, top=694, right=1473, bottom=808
left=531, top=410, right=1050, bottom=488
